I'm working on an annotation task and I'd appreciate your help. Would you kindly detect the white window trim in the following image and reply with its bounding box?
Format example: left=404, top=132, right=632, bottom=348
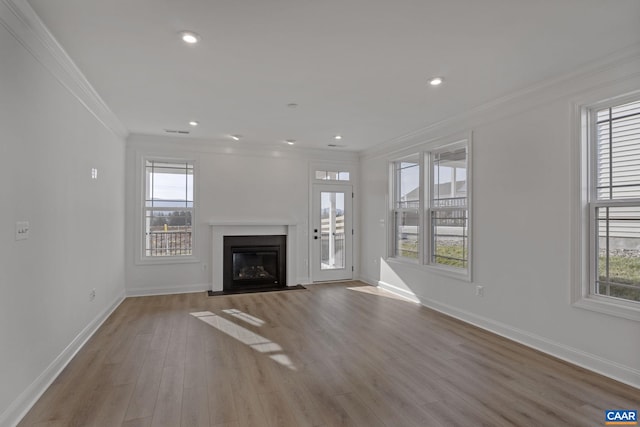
left=572, top=92, right=640, bottom=321
left=387, top=133, right=472, bottom=282
left=425, top=139, right=472, bottom=281
left=389, top=154, right=423, bottom=264
left=134, top=153, right=200, bottom=265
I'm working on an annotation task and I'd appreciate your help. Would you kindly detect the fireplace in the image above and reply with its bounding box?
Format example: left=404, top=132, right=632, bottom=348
left=223, top=235, right=286, bottom=291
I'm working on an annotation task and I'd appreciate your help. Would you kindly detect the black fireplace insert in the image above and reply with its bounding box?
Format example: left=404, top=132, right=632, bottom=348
left=223, top=235, right=286, bottom=291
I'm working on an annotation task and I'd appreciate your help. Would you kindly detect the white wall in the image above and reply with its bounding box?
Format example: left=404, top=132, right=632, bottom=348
left=0, top=5, right=126, bottom=425
left=360, top=51, right=640, bottom=388
left=125, top=135, right=358, bottom=295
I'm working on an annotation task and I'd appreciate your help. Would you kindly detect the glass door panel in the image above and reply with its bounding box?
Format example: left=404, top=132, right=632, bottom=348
left=321, top=191, right=345, bottom=270
left=312, top=184, right=352, bottom=282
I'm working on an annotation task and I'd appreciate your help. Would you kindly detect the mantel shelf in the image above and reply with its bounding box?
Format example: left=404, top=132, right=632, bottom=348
left=209, top=220, right=297, bottom=227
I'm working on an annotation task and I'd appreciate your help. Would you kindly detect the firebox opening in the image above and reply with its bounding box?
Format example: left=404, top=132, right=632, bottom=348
left=233, top=251, right=278, bottom=282
left=223, top=235, right=286, bottom=292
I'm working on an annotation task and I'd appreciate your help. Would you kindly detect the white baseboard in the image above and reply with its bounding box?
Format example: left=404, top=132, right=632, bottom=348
left=127, top=281, right=313, bottom=297
left=126, top=283, right=209, bottom=297
left=0, top=291, right=125, bottom=427
left=296, top=276, right=311, bottom=285
left=357, top=275, right=376, bottom=287
left=376, top=281, right=640, bottom=389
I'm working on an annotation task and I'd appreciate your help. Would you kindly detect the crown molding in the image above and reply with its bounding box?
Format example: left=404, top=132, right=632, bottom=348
left=0, top=0, right=128, bottom=140
left=361, top=43, right=640, bottom=160
left=127, top=133, right=360, bottom=162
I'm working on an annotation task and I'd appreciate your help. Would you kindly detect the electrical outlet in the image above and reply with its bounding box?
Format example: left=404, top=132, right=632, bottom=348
left=89, top=289, right=96, bottom=301
left=15, top=221, right=30, bottom=241
left=475, top=285, right=484, bottom=297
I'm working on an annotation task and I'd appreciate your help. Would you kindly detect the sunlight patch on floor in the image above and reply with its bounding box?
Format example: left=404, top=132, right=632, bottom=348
left=190, top=311, right=296, bottom=370
left=222, top=308, right=266, bottom=327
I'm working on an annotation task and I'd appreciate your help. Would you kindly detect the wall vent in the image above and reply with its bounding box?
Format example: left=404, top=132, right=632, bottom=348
left=164, top=129, right=190, bottom=134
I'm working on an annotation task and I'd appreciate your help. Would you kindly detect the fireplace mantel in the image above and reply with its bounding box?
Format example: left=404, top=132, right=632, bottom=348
left=209, top=221, right=298, bottom=292
left=209, top=220, right=297, bottom=227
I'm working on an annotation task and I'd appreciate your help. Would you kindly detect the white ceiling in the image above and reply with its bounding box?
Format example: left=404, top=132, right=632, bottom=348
left=27, top=0, right=640, bottom=152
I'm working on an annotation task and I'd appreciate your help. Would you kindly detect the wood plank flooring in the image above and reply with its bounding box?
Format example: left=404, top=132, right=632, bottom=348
left=18, top=282, right=640, bottom=427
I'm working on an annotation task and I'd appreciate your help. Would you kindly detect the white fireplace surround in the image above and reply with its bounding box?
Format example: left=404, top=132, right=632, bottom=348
left=209, top=221, right=298, bottom=292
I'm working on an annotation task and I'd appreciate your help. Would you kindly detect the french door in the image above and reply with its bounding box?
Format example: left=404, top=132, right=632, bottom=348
left=311, top=184, right=353, bottom=282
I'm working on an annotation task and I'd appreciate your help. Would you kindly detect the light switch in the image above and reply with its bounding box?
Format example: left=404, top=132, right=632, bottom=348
left=15, top=221, right=29, bottom=241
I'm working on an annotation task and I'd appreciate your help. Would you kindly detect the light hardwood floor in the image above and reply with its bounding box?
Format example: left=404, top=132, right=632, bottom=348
left=18, top=282, right=640, bottom=427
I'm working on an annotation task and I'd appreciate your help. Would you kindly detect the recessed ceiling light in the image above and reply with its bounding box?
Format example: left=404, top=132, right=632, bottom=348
left=180, top=31, right=200, bottom=44
left=429, top=77, right=443, bottom=86
left=189, top=120, right=199, bottom=126
left=230, top=135, right=241, bottom=141
left=334, top=135, right=342, bottom=140
left=285, top=139, right=296, bottom=145
left=287, top=103, right=298, bottom=108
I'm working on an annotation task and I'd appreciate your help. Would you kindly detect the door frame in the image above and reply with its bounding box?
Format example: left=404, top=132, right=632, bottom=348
left=310, top=183, right=353, bottom=282
left=307, top=161, right=359, bottom=284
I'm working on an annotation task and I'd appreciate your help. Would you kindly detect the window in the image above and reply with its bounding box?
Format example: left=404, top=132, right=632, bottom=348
left=429, top=146, right=469, bottom=269
left=392, top=159, right=420, bottom=259
left=588, top=98, right=640, bottom=304
left=389, top=138, right=471, bottom=277
left=144, top=160, right=194, bottom=258
left=315, top=170, right=350, bottom=181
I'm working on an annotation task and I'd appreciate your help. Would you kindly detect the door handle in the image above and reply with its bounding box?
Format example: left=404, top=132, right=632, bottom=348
left=314, top=236, right=318, bottom=239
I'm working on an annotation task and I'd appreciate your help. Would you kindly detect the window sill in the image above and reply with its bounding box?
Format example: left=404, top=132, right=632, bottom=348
left=386, top=257, right=471, bottom=282
left=135, top=256, right=200, bottom=266
left=572, top=295, right=640, bottom=322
